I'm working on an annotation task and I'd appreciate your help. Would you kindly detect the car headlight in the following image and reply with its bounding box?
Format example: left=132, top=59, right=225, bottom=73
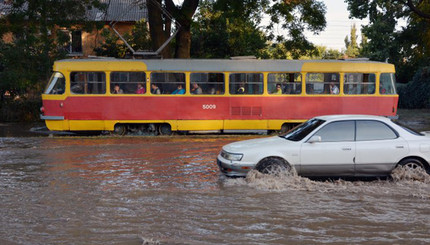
left=221, top=150, right=243, bottom=161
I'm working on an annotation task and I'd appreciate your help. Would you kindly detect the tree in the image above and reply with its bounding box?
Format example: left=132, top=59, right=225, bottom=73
left=188, top=0, right=327, bottom=59
left=344, top=24, right=359, bottom=58
left=345, top=0, right=430, bottom=83
left=191, top=1, right=267, bottom=58
left=95, top=20, right=152, bottom=58
left=146, top=0, right=199, bottom=58
left=0, top=0, right=104, bottom=98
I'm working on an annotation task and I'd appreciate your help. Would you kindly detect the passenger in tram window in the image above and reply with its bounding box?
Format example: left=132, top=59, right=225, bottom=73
left=237, top=82, right=245, bottom=94
left=112, top=84, right=123, bottom=94
left=136, top=83, right=145, bottom=94
left=329, top=82, right=339, bottom=94
left=380, top=84, right=386, bottom=94
left=209, top=86, right=216, bottom=95
left=151, top=83, right=161, bottom=94
left=272, top=83, right=282, bottom=94
left=191, top=83, right=202, bottom=94
left=172, top=83, right=185, bottom=94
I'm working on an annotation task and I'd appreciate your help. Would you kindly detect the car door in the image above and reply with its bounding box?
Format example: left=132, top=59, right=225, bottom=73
left=354, top=120, right=409, bottom=176
left=300, top=120, right=355, bottom=177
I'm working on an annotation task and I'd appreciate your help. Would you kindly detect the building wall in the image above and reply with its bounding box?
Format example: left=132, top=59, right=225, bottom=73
left=79, top=22, right=136, bottom=57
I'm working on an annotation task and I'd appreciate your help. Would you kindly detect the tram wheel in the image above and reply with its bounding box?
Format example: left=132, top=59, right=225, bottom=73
left=280, top=123, right=292, bottom=134
left=158, top=124, right=172, bottom=135
left=113, top=124, right=127, bottom=136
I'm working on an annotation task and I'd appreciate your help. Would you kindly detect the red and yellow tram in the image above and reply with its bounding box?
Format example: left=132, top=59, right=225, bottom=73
left=40, top=58, right=398, bottom=134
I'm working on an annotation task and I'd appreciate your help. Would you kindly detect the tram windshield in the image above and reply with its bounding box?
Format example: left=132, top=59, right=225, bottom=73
left=44, top=72, right=65, bottom=94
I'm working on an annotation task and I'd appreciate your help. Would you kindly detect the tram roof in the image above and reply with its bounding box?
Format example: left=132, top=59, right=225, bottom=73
left=54, top=58, right=394, bottom=73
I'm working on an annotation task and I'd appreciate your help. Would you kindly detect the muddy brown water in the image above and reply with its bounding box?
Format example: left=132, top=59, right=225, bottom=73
left=1, top=109, right=430, bottom=244
left=1, top=136, right=430, bottom=245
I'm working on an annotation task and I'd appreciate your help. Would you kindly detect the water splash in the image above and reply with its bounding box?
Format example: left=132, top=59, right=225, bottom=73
left=391, top=165, right=430, bottom=183
left=224, top=167, right=430, bottom=198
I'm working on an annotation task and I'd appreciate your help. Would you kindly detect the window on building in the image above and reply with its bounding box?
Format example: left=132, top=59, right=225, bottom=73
left=306, top=73, right=340, bottom=95
left=344, top=73, right=376, bottom=94
left=70, top=72, right=106, bottom=94
left=190, top=73, right=225, bottom=95
left=62, top=30, right=82, bottom=55
left=150, top=72, right=186, bottom=94
left=110, top=72, right=146, bottom=94
left=268, top=73, right=302, bottom=94
left=229, top=73, right=263, bottom=95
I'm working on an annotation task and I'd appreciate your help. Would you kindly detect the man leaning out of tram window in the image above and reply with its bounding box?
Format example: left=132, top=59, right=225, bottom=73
left=172, top=83, right=185, bottom=94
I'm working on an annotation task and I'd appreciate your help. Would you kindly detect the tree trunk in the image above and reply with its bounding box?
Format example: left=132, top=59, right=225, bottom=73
left=175, top=25, right=192, bottom=58
left=147, top=0, right=172, bottom=58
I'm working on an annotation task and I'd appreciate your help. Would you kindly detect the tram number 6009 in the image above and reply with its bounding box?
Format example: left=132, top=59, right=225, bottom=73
left=202, top=104, right=216, bottom=110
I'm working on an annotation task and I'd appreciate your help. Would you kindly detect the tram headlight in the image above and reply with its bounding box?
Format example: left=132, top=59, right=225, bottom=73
left=221, top=150, right=243, bottom=161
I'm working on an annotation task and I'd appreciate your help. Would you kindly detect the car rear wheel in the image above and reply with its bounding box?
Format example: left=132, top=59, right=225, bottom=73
left=398, top=158, right=425, bottom=170
left=255, top=157, right=291, bottom=175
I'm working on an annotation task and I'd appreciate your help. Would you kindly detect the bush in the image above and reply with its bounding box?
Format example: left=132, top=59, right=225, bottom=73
left=398, top=66, right=430, bottom=109
left=0, top=97, right=42, bottom=122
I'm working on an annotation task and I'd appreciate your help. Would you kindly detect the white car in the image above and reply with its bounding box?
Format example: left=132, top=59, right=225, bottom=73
left=217, top=115, right=430, bottom=177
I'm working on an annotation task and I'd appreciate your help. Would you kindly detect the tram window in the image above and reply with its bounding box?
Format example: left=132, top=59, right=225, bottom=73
left=268, top=73, right=302, bottom=94
left=380, top=73, right=396, bottom=94
left=70, top=72, right=106, bottom=94
left=110, top=72, right=146, bottom=94
left=44, top=72, right=65, bottom=94
left=344, top=73, right=376, bottom=95
left=229, top=73, right=263, bottom=95
left=150, top=72, right=185, bottom=94
left=190, top=73, right=225, bottom=95
left=306, top=73, right=339, bottom=95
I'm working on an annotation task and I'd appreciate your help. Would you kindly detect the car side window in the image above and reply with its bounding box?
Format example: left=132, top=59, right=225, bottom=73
left=356, top=120, right=397, bottom=141
left=313, top=121, right=355, bottom=142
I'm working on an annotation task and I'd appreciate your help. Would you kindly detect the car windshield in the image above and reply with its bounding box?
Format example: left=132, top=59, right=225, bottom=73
left=280, top=118, right=326, bottom=141
left=393, top=120, right=424, bottom=136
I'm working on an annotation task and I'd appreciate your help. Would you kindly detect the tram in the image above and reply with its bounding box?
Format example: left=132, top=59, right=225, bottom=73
left=40, top=58, right=398, bottom=135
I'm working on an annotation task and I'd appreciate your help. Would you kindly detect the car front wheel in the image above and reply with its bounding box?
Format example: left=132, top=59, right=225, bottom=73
left=255, top=157, right=291, bottom=175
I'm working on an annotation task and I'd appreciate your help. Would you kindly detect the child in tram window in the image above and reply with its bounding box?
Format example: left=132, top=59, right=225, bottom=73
left=136, top=83, right=145, bottom=94
left=112, top=84, right=123, bottom=94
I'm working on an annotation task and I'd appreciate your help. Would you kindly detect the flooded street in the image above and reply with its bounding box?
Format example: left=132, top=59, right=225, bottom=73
left=1, top=110, right=430, bottom=244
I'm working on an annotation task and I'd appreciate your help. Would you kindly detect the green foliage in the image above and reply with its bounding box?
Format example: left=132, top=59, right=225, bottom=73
left=345, top=1, right=430, bottom=83
left=191, top=0, right=327, bottom=59
left=94, top=20, right=152, bottom=58
left=398, top=67, right=430, bottom=109
left=0, top=0, right=104, bottom=121
left=191, top=2, right=267, bottom=58
left=344, top=24, right=360, bottom=58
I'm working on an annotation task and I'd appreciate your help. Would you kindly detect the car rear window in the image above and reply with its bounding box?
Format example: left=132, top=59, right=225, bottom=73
left=356, top=120, right=398, bottom=141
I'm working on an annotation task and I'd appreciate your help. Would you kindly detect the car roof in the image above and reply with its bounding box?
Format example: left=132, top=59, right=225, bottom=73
left=314, top=114, right=392, bottom=122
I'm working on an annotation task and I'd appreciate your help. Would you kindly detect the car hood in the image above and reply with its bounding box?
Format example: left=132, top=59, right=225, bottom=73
left=223, top=136, right=290, bottom=153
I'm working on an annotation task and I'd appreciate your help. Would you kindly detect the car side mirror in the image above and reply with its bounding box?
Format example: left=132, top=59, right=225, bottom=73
left=308, top=135, right=321, bottom=143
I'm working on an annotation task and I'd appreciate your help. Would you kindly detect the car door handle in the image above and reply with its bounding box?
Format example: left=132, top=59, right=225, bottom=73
left=342, top=147, right=352, bottom=151
left=396, top=145, right=404, bottom=149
